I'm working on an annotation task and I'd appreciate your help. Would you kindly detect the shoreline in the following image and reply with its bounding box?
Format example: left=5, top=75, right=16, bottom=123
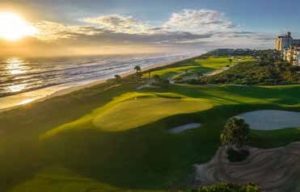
left=0, top=54, right=202, bottom=113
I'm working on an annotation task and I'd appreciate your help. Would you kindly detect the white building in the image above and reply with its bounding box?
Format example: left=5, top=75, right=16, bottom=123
left=276, top=32, right=300, bottom=66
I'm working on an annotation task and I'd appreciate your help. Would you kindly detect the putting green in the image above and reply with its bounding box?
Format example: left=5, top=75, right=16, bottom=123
left=93, top=97, right=211, bottom=131
left=43, top=92, right=212, bottom=137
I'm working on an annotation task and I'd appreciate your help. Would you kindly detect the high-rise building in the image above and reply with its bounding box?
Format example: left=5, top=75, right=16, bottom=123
left=275, top=32, right=293, bottom=51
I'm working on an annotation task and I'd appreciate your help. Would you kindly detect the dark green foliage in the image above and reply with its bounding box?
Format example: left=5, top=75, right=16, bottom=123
left=200, top=60, right=299, bottom=85
left=153, top=74, right=161, bottom=82
left=193, top=183, right=261, bottom=192
left=197, top=50, right=300, bottom=85
left=134, top=65, right=141, bottom=73
left=221, top=118, right=250, bottom=148
left=151, top=74, right=170, bottom=88
left=203, top=48, right=260, bottom=57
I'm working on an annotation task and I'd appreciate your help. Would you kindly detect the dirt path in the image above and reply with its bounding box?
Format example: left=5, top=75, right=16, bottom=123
left=194, top=142, right=300, bottom=192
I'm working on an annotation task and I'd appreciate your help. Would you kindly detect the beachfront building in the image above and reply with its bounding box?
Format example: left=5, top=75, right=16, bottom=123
left=275, top=32, right=293, bottom=51
left=275, top=32, right=300, bottom=66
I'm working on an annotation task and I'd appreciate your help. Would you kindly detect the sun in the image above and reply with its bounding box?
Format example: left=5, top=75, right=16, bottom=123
left=0, top=12, right=37, bottom=41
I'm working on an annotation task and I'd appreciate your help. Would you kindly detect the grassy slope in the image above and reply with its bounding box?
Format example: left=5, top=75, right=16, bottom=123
left=0, top=57, right=299, bottom=192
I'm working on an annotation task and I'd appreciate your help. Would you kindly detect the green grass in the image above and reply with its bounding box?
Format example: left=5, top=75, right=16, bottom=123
left=147, top=56, right=254, bottom=79
left=11, top=166, right=164, bottom=192
left=43, top=92, right=212, bottom=136
left=0, top=56, right=299, bottom=192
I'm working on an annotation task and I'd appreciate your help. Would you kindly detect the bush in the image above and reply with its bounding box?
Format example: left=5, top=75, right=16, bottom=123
left=221, top=118, right=250, bottom=149
left=198, top=50, right=300, bottom=85
left=192, top=183, right=261, bottom=192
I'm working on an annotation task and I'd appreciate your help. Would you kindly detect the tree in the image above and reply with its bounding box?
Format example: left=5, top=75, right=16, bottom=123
left=114, top=74, right=122, bottom=83
left=220, top=117, right=250, bottom=149
left=134, top=65, right=141, bottom=73
left=134, top=65, right=142, bottom=81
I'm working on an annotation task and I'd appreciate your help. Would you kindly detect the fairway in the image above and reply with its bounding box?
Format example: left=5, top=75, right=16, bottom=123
left=148, top=56, right=254, bottom=79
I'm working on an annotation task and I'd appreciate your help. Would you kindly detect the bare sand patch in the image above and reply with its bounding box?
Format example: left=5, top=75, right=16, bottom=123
left=237, top=110, right=300, bottom=130
left=193, top=142, right=300, bottom=192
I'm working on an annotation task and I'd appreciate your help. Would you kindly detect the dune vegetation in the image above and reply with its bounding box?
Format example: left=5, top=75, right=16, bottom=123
left=0, top=54, right=299, bottom=192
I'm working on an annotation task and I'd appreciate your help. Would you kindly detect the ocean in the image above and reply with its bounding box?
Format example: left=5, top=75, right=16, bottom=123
left=0, top=52, right=200, bottom=110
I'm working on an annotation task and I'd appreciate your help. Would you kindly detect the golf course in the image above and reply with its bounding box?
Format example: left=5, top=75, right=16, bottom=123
left=0, top=54, right=300, bottom=192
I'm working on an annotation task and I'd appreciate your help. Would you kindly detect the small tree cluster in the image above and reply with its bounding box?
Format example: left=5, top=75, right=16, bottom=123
left=152, top=74, right=170, bottom=88
left=221, top=117, right=250, bottom=149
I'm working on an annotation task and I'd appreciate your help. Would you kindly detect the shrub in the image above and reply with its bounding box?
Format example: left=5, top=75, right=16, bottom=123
left=221, top=118, right=250, bottom=149
left=193, top=183, right=261, bottom=192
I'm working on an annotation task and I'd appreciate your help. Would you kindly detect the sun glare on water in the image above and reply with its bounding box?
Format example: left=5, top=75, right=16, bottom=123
left=0, top=12, right=37, bottom=41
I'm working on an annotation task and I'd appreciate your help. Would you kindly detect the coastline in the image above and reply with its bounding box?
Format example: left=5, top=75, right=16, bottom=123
left=0, top=54, right=202, bottom=113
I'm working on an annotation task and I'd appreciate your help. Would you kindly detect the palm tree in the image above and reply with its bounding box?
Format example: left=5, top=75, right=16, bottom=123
left=134, top=65, right=142, bottom=81
left=114, top=74, right=121, bottom=83
left=134, top=65, right=141, bottom=73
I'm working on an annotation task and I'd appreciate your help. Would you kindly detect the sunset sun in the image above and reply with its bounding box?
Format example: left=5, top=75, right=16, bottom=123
left=0, top=12, right=37, bottom=41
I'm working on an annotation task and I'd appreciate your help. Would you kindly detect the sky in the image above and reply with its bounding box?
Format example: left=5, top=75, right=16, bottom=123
left=0, top=0, right=299, bottom=57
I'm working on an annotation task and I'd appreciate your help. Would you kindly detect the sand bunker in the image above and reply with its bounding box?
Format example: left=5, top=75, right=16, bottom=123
left=194, top=142, right=300, bottom=192
left=169, top=123, right=201, bottom=134
left=237, top=110, right=300, bottom=130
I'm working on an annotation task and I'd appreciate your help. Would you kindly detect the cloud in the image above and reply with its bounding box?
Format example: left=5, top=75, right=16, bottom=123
left=15, top=9, right=273, bottom=56
left=82, top=15, right=152, bottom=34
left=163, top=9, right=234, bottom=34
left=34, top=21, right=102, bottom=41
